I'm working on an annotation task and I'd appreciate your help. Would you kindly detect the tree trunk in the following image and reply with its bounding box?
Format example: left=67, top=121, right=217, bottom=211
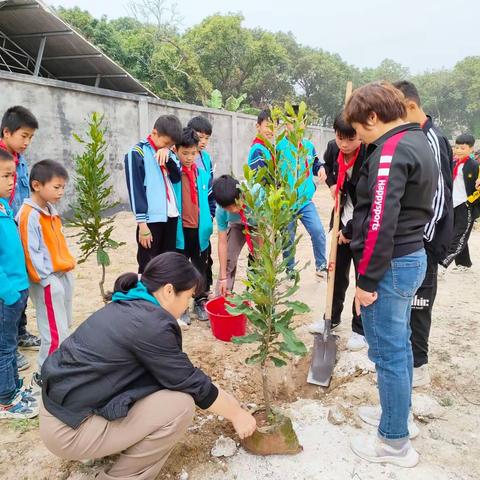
left=261, top=362, right=271, bottom=419
left=99, top=263, right=107, bottom=304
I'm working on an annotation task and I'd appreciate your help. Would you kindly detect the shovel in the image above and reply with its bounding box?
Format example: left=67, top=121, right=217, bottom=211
left=307, top=81, right=353, bottom=387
left=306, top=197, right=340, bottom=387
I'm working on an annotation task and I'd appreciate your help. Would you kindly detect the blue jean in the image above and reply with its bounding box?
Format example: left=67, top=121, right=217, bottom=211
left=0, top=290, right=28, bottom=403
left=361, top=249, right=427, bottom=440
left=286, top=201, right=327, bottom=271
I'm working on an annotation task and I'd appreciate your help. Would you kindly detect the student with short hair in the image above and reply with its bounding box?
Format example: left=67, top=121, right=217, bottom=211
left=440, top=133, right=479, bottom=272
left=213, top=175, right=255, bottom=296
left=248, top=109, right=274, bottom=170
left=0, top=149, right=38, bottom=419
left=345, top=82, right=437, bottom=467
left=172, top=128, right=213, bottom=323
left=308, top=113, right=367, bottom=351
left=17, top=160, right=75, bottom=395
left=0, top=105, right=41, bottom=367
left=187, top=116, right=216, bottom=294
left=124, top=115, right=183, bottom=273
left=394, top=80, right=454, bottom=388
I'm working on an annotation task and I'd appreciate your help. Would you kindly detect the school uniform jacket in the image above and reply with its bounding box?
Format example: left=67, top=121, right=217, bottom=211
left=351, top=123, right=437, bottom=293
left=422, top=116, right=454, bottom=262
left=462, top=155, right=480, bottom=219
left=17, top=199, right=75, bottom=286
left=124, top=140, right=181, bottom=223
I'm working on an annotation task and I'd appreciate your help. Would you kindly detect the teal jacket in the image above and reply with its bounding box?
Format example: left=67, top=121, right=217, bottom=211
left=0, top=198, right=29, bottom=305
left=247, top=138, right=273, bottom=170
left=173, top=164, right=213, bottom=252
left=276, top=137, right=317, bottom=211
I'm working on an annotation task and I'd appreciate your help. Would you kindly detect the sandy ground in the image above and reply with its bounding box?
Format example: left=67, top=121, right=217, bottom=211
left=0, top=187, right=479, bottom=480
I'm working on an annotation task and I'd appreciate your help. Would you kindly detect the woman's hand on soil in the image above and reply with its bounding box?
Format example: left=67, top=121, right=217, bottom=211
left=232, top=408, right=257, bottom=439
left=354, top=287, right=378, bottom=315
left=138, top=223, right=152, bottom=249
left=155, top=147, right=170, bottom=166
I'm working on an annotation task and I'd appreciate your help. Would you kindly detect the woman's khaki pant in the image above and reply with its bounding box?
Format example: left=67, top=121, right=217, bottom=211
left=40, top=390, right=195, bottom=480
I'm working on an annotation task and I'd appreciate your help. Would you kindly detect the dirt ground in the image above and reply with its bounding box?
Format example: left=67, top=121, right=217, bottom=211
left=0, top=188, right=479, bottom=480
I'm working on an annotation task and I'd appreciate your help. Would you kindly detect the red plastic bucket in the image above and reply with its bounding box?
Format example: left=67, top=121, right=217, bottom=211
left=205, top=296, right=247, bottom=342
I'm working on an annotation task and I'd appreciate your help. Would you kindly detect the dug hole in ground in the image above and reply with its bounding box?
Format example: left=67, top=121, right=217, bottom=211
left=1, top=189, right=478, bottom=480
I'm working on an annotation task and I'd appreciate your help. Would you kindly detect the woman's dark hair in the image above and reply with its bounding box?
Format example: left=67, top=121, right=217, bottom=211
left=110, top=252, right=203, bottom=299
left=344, top=82, right=407, bottom=125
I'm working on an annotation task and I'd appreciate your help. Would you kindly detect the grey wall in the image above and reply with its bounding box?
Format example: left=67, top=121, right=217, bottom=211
left=0, top=71, right=334, bottom=212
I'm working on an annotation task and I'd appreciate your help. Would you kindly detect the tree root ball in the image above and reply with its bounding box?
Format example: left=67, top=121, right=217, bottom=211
left=240, top=409, right=302, bottom=456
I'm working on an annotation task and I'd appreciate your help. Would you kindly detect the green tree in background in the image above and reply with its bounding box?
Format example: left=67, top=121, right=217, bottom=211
left=55, top=5, right=479, bottom=135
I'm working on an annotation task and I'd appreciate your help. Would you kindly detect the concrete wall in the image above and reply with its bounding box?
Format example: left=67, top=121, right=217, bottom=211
left=0, top=71, right=334, bottom=212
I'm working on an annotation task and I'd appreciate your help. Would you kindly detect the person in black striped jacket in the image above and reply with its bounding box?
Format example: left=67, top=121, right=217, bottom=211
left=394, top=81, right=454, bottom=388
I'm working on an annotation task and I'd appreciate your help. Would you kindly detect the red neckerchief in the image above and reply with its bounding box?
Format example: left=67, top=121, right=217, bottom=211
left=251, top=136, right=276, bottom=166
left=239, top=205, right=254, bottom=254
left=335, top=146, right=361, bottom=209
left=298, top=142, right=310, bottom=178
left=453, top=156, right=469, bottom=181
left=147, top=135, right=170, bottom=201
left=0, top=140, right=19, bottom=205
left=182, top=164, right=198, bottom=205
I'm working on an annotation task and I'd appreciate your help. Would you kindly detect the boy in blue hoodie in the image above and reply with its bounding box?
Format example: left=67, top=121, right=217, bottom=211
left=0, top=106, right=40, bottom=371
left=0, top=148, right=38, bottom=419
left=125, top=115, right=183, bottom=273
left=172, top=128, right=213, bottom=323
left=187, top=116, right=216, bottom=295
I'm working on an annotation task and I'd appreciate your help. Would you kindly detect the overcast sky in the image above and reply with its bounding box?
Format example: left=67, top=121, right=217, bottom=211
left=50, top=0, right=478, bottom=73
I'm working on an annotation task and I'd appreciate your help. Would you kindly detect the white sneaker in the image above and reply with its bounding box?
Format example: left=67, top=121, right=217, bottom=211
left=307, top=319, right=339, bottom=334
left=350, top=434, right=419, bottom=468
left=358, top=405, right=419, bottom=439
left=412, top=364, right=431, bottom=388
left=316, top=268, right=328, bottom=280
left=347, top=332, right=368, bottom=351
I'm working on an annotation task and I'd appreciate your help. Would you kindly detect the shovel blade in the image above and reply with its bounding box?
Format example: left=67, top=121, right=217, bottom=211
left=307, top=333, right=337, bottom=387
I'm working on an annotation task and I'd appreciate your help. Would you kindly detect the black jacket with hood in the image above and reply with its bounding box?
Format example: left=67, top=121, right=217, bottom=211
left=351, top=123, right=438, bottom=292
left=41, top=299, right=219, bottom=429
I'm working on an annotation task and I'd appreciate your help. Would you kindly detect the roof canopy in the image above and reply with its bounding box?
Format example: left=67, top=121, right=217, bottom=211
left=0, top=0, right=156, bottom=96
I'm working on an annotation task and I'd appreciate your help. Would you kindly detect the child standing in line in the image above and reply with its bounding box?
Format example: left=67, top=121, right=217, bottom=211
left=440, top=134, right=480, bottom=272
left=172, top=128, right=213, bottom=323
left=276, top=110, right=327, bottom=278
left=0, top=106, right=41, bottom=372
left=187, top=116, right=216, bottom=295
left=124, top=115, right=183, bottom=273
left=247, top=110, right=274, bottom=170
left=308, top=113, right=367, bottom=351
left=0, top=149, right=38, bottom=419
left=17, top=160, right=75, bottom=394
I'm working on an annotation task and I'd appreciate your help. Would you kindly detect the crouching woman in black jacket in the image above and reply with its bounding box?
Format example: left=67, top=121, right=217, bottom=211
left=39, top=252, right=256, bottom=480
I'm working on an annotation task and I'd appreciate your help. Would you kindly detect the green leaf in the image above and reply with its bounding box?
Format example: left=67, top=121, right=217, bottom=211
left=97, top=249, right=110, bottom=267
left=232, top=332, right=262, bottom=345
left=283, top=300, right=310, bottom=314
left=270, top=356, right=287, bottom=367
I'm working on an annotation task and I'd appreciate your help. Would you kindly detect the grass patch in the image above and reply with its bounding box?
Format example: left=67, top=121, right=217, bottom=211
left=9, top=417, right=39, bottom=434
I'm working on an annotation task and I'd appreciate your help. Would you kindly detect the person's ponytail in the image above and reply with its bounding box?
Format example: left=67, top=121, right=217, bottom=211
left=105, top=272, right=139, bottom=301
left=107, top=252, right=202, bottom=301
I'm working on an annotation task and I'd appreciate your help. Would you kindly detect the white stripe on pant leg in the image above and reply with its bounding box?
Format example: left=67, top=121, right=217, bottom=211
left=443, top=206, right=473, bottom=267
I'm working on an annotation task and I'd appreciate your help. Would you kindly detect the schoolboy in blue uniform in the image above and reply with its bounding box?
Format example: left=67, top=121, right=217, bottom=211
left=187, top=116, right=216, bottom=295
left=124, top=115, right=183, bottom=274
left=172, top=128, right=213, bottom=323
left=0, top=149, right=37, bottom=419
left=0, top=106, right=40, bottom=370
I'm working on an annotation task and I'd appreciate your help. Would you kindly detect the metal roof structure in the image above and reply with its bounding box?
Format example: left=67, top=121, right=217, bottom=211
left=0, top=0, right=156, bottom=96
